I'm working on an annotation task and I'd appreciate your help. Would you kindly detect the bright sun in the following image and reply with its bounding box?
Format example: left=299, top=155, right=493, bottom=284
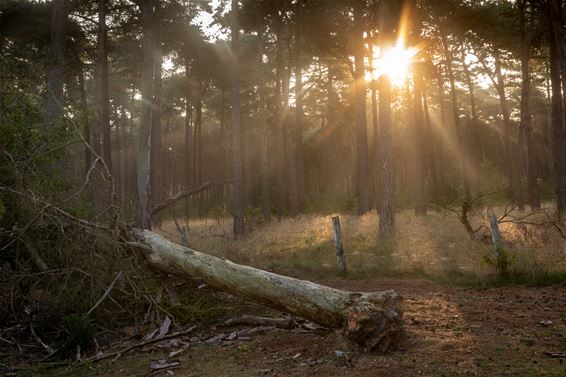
left=369, top=43, right=418, bottom=86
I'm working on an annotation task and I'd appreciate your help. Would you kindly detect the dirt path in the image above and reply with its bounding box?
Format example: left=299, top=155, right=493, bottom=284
left=49, top=278, right=566, bottom=377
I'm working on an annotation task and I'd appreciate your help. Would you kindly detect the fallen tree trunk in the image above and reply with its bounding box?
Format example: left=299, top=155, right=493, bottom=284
left=131, top=229, right=403, bottom=352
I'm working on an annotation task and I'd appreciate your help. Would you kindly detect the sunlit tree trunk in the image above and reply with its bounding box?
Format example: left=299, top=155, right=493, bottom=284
left=459, top=43, right=483, bottom=163
left=367, top=36, right=379, bottom=210
left=413, top=68, right=426, bottom=215
left=231, top=0, right=245, bottom=238
left=493, top=51, right=521, bottom=209
left=519, top=0, right=540, bottom=210
left=547, top=0, right=566, bottom=216
left=435, top=67, right=447, bottom=202
left=441, top=32, right=471, bottom=204
left=294, top=21, right=306, bottom=212
left=353, top=1, right=371, bottom=214
left=378, top=1, right=395, bottom=234
left=137, top=0, right=155, bottom=229
left=275, top=22, right=287, bottom=216
left=257, top=27, right=271, bottom=221
left=422, top=84, right=439, bottom=205
left=43, top=0, right=69, bottom=124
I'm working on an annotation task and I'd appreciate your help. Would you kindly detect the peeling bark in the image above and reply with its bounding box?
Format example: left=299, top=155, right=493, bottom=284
left=131, top=229, right=403, bottom=353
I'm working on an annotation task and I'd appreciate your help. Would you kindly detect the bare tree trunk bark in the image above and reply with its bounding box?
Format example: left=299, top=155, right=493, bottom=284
left=435, top=67, right=447, bottom=202
left=43, top=0, right=69, bottom=124
left=378, top=2, right=395, bottom=233
left=183, top=58, right=193, bottom=219
left=494, top=51, right=522, bottom=209
left=368, top=37, right=379, bottom=210
left=151, top=3, right=163, bottom=227
left=353, top=1, right=371, bottom=215
left=459, top=43, right=484, bottom=163
left=97, top=0, right=112, bottom=174
left=413, top=68, right=426, bottom=215
left=547, top=0, right=566, bottom=217
left=294, top=22, right=306, bottom=212
left=275, top=22, right=287, bottom=216
left=132, top=229, right=403, bottom=353
left=258, top=27, right=271, bottom=221
left=78, top=69, right=91, bottom=178
left=519, top=0, right=540, bottom=211
left=231, top=0, right=245, bottom=238
left=137, top=0, right=155, bottom=229
left=441, top=33, right=471, bottom=204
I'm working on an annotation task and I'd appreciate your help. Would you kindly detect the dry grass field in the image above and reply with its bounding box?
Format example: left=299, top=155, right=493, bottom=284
left=157, top=206, right=566, bottom=287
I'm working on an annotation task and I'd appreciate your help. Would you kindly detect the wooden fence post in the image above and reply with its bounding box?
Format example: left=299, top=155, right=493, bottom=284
left=331, top=216, right=347, bottom=274
left=488, top=210, right=508, bottom=276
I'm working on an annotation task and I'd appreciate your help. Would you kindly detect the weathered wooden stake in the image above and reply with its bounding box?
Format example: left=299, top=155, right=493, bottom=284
left=488, top=210, right=508, bottom=276
left=488, top=211, right=501, bottom=248
left=332, top=216, right=347, bottom=274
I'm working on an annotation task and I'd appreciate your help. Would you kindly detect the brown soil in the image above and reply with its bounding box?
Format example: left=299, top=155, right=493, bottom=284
left=43, top=277, right=566, bottom=377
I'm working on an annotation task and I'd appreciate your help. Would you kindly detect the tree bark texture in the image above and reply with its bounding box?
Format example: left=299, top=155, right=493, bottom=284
left=131, top=229, right=403, bottom=353
left=378, top=1, right=395, bottom=234
left=353, top=1, right=371, bottom=215
left=231, top=0, right=245, bottom=238
left=547, top=0, right=566, bottom=216
left=137, top=0, right=155, bottom=229
left=518, top=0, right=540, bottom=210
left=43, top=0, right=69, bottom=124
left=151, top=2, right=163, bottom=226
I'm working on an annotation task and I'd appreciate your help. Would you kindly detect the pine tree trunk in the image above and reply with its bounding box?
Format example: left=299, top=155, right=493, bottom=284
left=494, top=52, right=522, bottom=209
left=137, top=0, right=155, bottom=229
left=43, top=0, right=69, bottom=124
left=258, top=28, right=271, bottom=221
left=413, top=69, right=427, bottom=215
left=150, top=4, right=163, bottom=227
left=519, top=0, right=540, bottom=210
left=460, top=44, right=483, bottom=163
left=294, top=22, right=306, bottom=212
left=353, top=1, right=371, bottom=215
left=183, top=58, right=193, bottom=218
left=97, top=0, right=112, bottom=173
left=441, top=33, right=471, bottom=204
left=275, top=22, right=287, bottom=216
left=378, top=2, right=395, bottom=233
left=368, top=38, right=379, bottom=210
left=547, top=0, right=566, bottom=216
left=231, top=0, right=245, bottom=238
left=78, top=69, right=91, bottom=178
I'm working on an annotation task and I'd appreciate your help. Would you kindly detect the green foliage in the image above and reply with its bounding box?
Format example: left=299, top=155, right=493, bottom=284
left=57, top=314, right=94, bottom=355
left=482, top=246, right=512, bottom=279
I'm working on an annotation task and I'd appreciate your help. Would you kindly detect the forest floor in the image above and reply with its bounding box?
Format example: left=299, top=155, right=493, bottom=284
left=17, top=210, right=566, bottom=376
left=35, top=277, right=566, bottom=377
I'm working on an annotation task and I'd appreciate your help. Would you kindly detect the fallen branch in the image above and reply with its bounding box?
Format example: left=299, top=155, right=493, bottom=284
left=83, top=325, right=197, bottom=364
left=150, top=180, right=234, bottom=217
left=223, top=315, right=297, bottom=330
left=86, top=271, right=124, bottom=316
left=132, top=229, right=403, bottom=353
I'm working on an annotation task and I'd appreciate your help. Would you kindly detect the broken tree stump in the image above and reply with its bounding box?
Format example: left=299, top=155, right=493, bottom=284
left=131, top=228, right=403, bottom=352
left=331, top=216, right=347, bottom=274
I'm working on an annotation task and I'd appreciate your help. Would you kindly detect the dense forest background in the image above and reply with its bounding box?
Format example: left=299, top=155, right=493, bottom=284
left=2, top=0, right=566, bottom=373
left=3, top=0, right=566, bottom=232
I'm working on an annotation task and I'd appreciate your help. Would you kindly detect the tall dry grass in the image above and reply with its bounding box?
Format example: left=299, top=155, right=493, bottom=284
left=157, top=207, right=566, bottom=286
